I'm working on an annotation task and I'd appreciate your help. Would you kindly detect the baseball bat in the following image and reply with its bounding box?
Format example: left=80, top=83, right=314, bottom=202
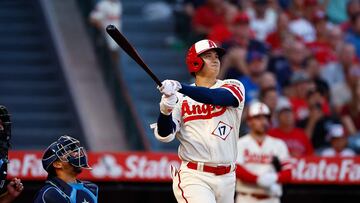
left=105, top=25, right=162, bottom=86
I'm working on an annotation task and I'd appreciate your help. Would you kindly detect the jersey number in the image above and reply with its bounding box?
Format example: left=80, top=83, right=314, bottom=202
left=212, top=121, right=233, bottom=140
left=218, top=126, right=226, bottom=136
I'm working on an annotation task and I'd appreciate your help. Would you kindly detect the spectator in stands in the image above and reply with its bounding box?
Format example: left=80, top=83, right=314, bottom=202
left=245, top=0, right=277, bottom=41
left=288, top=71, right=314, bottom=122
left=208, top=3, right=239, bottom=44
left=259, top=87, right=288, bottom=127
left=288, top=18, right=316, bottom=43
left=303, top=0, right=320, bottom=22
left=268, top=98, right=314, bottom=157
left=328, top=26, right=344, bottom=53
left=265, top=12, right=291, bottom=54
left=325, top=0, right=351, bottom=24
left=258, top=71, right=279, bottom=92
left=298, top=88, right=340, bottom=149
left=192, top=0, right=227, bottom=39
left=222, top=12, right=268, bottom=53
left=320, top=124, right=355, bottom=157
left=220, top=45, right=247, bottom=80
left=341, top=80, right=360, bottom=136
left=320, top=43, right=357, bottom=112
left=306, top=9, right=337, bottom=65
left=239, top=51, right=267, bottom=104
left=286, top=0, right=307, bottom=19
left=303, top=56, right=330, bottom=100
left=287, top=0, right=318, bottom=43
left=345, top=12, right=360, bottom=58
left=220, top=12, right=268, bottom=79
left=259, top=87, right=278, bottom=117
left=340, top=0, right=360, bottom=32
left=268, top=40, right=308, bottom=87
left=172, top=0, right=206, bottom=46
left=89, top=0, right=122, bottom=64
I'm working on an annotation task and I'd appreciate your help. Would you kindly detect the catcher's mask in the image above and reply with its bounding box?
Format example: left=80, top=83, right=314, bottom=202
left=42, top=135, right=91, bottom=172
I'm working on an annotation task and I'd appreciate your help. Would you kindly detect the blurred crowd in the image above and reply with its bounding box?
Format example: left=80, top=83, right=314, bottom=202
left=172, top=0, right=360, bottom=157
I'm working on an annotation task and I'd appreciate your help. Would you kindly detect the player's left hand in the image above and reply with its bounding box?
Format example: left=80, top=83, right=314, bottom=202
left=158, top=80, right=182, bottom=96
left=268, top=183, right=282, bottom=197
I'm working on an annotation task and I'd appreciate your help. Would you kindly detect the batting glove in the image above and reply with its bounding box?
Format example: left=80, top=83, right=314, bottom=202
left=257, top=172, right=278, bottom=188
left=158, top=80, right=182, bottom=96
left=268, top=183, right=282, bottom=197
left=159, top=94, right=177, bottom=115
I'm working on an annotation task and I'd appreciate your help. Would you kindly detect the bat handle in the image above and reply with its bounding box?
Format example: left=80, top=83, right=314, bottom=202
left=152, top=75, right=162, bottom=87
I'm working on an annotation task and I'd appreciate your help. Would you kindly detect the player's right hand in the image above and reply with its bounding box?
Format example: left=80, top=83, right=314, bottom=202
left=159, top=94, right=177, bottom=115
left=257, top=172, right=278, bottom=188
left=157, top=80, right=182, bottom=96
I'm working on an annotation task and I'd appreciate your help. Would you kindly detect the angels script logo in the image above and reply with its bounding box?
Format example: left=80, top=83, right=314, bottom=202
left=181, top=100, right=226, bottom=123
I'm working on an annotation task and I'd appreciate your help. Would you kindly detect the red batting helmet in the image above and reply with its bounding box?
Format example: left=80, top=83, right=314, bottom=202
left=186, top=39, right=225, bottom=73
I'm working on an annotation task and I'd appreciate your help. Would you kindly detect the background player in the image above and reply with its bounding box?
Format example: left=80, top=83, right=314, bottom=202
left=235, top=102, right=292, bottom=203
left=153, top=39, right=245, bottom=203
left=0, top=106, right=24, bottom=203
left=34, top=135, right=98, bottom=203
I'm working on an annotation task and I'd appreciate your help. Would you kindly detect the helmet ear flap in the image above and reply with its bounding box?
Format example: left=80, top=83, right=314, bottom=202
left=186, top=45, right=204, bottom=74
left=188, top=56, right=204, bottom=73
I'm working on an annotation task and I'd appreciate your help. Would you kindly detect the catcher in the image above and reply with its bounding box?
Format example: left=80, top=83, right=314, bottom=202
left=0, top=106, right=24, bottom=203
left=34, top=135, right=98, bottom=203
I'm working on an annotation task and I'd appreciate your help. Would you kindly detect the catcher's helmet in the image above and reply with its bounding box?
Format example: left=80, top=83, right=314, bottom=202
left=186, top=39, right=225, bottom=74
left=42, top=135, right=91, bottom=172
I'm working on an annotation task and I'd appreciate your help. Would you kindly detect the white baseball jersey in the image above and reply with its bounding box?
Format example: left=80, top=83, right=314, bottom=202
left=236, top=134, right=290, bottom=194
left=154, top=79, right=245, bottom=164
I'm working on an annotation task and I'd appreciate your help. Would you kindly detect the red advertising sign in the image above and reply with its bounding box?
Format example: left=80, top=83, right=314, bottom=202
left=7, top=151, right=180, bottom=182
left=291, top=156, right=360, bottom=184
left=6, top=151, right=360, bottom=184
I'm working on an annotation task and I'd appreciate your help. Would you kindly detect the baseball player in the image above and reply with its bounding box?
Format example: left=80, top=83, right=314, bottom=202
left=0, top=106, right=24, bottom=203
left=34, top=135, right=98, bottom=203
left=153, top=39, right=245, bottom=203
left=235, top=102, right=292, bottom=203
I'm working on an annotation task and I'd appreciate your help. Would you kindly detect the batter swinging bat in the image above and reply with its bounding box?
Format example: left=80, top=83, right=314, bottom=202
left=105, top=25, right=162, bottom=86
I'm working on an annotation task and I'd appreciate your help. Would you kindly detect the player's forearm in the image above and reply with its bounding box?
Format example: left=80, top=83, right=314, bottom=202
left=157, top=113, right=176, bottom=137
left=0, top=193, right=15, bottom=203
left=235, top=164, right=258, bottom=183
left=277, top=169, right=292, bottom=183
left=179, top=84, right=238, bottom=106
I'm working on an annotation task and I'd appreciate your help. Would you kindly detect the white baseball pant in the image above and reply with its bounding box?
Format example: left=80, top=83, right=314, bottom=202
left=171, top=163, right=236, bottom=203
